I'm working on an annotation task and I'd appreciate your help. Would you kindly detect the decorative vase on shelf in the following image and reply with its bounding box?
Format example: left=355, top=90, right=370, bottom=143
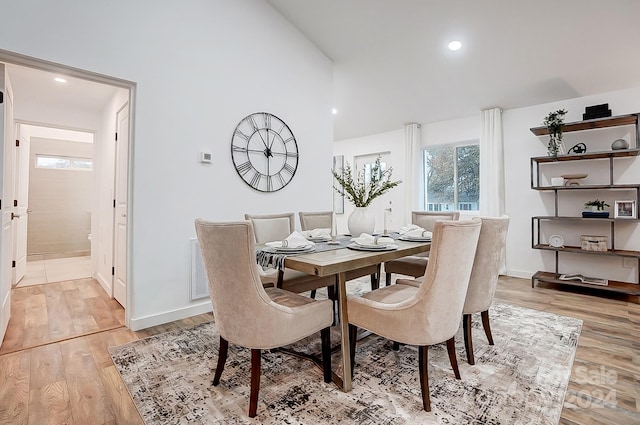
left=347, top=207, right=375, bottom=236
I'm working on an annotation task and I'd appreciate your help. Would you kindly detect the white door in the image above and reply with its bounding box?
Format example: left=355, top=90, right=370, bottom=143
left=11, top=125, right=28, bottom=284
left=355, top=152, right=396, bottom=233
left=0, top=64, right=15, bottom=344
left=113, top=104, right=129, bottom=307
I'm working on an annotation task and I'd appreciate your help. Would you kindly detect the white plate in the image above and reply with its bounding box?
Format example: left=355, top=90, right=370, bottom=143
left=549, top=234, right=564, bottom=248
left=399, top=236, right=432, bottom=242
left=348, top=243, right=398, bottom=252
left=274, top=245, right=315, bottom=253
left=305, top=237, right=330, bottom=242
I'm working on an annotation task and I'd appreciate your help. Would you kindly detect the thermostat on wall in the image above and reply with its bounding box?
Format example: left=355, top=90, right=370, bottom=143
left=200, top=151, right=212, bottom=163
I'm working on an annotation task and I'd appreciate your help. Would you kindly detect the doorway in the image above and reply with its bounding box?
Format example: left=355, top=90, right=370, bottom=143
left=0, top=51, right=135, bottom=348
left=15, top=124, right=95, bottom=288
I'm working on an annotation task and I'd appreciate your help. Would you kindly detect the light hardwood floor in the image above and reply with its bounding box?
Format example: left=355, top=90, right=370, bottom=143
left=0, top=276, right=638, bottom=424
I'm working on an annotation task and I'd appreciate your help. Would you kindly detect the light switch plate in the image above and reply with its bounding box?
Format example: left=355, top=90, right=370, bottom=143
left=200, top=152, right=212, bottom=163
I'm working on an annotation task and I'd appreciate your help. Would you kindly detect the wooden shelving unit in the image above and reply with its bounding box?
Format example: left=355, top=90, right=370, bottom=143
left=530, top=113, right=640, bottom=300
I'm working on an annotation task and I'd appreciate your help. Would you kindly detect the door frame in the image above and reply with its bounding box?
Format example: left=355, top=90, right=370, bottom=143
left=0, top=48, right=137, bottom=328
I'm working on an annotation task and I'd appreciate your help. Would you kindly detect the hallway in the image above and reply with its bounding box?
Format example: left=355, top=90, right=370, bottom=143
left=17, top=256, right=92, bottom=288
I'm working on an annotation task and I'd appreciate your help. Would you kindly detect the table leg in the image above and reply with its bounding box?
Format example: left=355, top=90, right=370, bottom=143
left=337, top=271, right=352, bottom=391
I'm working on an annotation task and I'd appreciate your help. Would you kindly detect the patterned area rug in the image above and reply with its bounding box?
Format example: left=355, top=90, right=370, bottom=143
left=110, top=292, right=581, bottom=424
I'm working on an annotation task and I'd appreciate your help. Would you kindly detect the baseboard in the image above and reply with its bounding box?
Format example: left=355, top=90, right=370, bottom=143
left=95, top=271, right=112, bottom=295
left=505, top=269, right=534, bottom=279
left=129, top=301, right=213, bottom=331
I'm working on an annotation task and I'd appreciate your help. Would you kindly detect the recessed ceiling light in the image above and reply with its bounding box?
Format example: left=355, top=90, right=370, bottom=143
left=54, top=77, right=67, bottom=83
left=332, top=108, right=338, bottom=115
left=448, top=40, right=462, bottom=51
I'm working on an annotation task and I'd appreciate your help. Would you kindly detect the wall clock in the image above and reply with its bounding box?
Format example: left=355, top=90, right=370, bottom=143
left=231, top=112, right=299, bottom=192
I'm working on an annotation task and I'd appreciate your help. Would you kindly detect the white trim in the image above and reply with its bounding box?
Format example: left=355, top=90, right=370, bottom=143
left=129, top=301, right=213, bottom=331
left=95, top=270, right=113, bottom=296
left=505, top=269, right=534, bottom=279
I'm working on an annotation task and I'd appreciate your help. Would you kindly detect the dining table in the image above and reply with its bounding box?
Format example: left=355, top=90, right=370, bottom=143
left=274, top=237, right=432, bottom=392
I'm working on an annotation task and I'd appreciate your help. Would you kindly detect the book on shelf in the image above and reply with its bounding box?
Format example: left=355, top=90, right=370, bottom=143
left=558, top=274, right=608, bottom=286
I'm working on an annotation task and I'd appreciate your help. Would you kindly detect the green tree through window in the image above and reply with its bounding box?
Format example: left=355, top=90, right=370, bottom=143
left=423, top=143, right=479, bottom=211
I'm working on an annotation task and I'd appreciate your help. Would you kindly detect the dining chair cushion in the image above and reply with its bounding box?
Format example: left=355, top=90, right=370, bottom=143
left=384, top=256, right=428, bottom=278
left=394, top=277, right=423, bottom=287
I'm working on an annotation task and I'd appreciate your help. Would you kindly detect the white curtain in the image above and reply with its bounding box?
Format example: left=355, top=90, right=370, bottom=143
left=479, top=107, right=506, bottom=273
left=404, top=123, right=421, bottom=224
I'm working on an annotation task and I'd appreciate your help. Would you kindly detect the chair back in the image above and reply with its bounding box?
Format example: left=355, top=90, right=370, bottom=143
left=411, top=211, right=460, bottom=232
left=299, top=211, right=332, bottom=230
left=195, top=219, right=287, bottom=348
left=244, top=213, right=295, bottom=244
left=463, top=216, right=510, bottom=314
left=411, top=220, right=480, bottom=344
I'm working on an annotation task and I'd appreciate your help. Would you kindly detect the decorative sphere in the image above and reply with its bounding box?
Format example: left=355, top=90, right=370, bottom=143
left=611, top=139, right=629, bottom=150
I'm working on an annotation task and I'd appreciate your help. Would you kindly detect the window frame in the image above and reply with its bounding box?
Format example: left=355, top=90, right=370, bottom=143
left=421, top=140, right=479, bottom=212
left=35, top=154, right=94, bottom=171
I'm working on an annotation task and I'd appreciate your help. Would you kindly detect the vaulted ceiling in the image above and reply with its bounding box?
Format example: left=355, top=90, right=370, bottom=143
left=267, top=0, right=640, bottom=140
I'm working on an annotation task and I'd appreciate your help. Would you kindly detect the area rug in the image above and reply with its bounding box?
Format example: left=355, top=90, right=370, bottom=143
left=110, top=297, right=581, bottom=425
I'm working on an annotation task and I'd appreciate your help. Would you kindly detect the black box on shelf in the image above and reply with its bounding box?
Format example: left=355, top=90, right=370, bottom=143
left=583, top=103, right=611, bottom=120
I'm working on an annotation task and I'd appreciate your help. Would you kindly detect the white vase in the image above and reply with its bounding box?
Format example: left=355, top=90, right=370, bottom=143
left=348, top=207, right=375, bottom=236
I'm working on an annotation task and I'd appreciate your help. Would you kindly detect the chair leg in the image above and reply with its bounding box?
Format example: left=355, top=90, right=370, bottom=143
left=418, top=345, right=431, bottom=412
left=446, top=337, right=461, bottom=379
left=213, top=336, right=228, bottom=386
left=310, top=289, right=317, bottom=299
left=481, top=310, right=494, bottom=345
left=463, top=314, right=475, bottom=365
left=320, top=327, right=332, bottom=383
left=348, top=324, right=357, bottom=380
left=249, top=349, right=261, bottom=418
left=385, top=272, right=392, bottom=287
left=392, top=341, right=400, bottom=351
left=370, top=273, right=379, bottom=290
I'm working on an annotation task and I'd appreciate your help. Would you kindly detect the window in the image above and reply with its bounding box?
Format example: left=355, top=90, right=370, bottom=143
left=422, top=143, right=479, bottom=211
left=36, top=155, right=93, bottom=171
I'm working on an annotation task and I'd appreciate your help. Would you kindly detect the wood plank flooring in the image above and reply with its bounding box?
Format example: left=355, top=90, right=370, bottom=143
left=0, top=276, right=638, bottom=424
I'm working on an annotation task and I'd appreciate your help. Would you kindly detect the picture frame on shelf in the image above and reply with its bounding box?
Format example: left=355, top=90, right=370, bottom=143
left=614, top=200, right=636, bottom=219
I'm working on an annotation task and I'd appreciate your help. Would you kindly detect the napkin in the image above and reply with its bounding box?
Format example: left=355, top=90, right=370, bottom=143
left=265, top=231, right=315, bottom=249
left=351, top=233, right=395, bottom=247
left=403, top=228, right=433, bottom=239
left=301, top=228, right=331, bottom=240
left=399, top=224, right=422, bottom=234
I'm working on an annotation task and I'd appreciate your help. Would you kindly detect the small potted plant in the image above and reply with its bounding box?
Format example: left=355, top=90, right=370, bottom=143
left=583, top=199, right=610, bottom=218
left=543, top=109, right=568, bottom=157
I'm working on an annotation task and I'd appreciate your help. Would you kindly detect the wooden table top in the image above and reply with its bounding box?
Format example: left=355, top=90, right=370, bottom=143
left=284, top=240, right=431, bottom=277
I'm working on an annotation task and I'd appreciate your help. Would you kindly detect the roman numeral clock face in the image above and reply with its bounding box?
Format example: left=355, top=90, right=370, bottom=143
left=231, top=112, right=299, bottom=192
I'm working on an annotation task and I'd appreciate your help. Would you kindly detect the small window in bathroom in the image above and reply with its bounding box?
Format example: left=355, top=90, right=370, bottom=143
left=36, top=155, right=93, bottom=171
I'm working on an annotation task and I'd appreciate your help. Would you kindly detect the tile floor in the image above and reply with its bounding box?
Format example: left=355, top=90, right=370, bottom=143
left=16, top=255, right=92, bottom=287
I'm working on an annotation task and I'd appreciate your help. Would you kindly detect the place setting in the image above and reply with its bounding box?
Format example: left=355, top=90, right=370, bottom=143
left=397, top=224, right=433, bottom=242
left=263, top=231, right=316, bottom=254
left=348, top=233, right=398, bottom=251
left=300, top=227, right=332, bottom=243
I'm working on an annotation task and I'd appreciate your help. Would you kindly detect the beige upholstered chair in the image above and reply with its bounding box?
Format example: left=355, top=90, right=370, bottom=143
left=298, top=211, right=381, bottom=291
left=298, top=210, right=333, bottom=230
left=245, top=213, right=337, bottom=295
left=396, top=216, right=510, bottom=365
left=461, top=216, right=509, bottom=365
left=383, top=211, right=460, bottom=286
left=195, top=219, right=333, bottom=418
left=347, top=220, right=481, bottom=411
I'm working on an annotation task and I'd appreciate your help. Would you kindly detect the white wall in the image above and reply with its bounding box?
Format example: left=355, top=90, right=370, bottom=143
left=335, top=86, right=640, bottom=283
left=333, top=116, right=480, bottom=232
left=0, top=0, right=333, bottom=329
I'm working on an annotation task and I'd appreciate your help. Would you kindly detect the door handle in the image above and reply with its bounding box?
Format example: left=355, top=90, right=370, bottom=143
left=11, top=212, right=21, bottom=220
